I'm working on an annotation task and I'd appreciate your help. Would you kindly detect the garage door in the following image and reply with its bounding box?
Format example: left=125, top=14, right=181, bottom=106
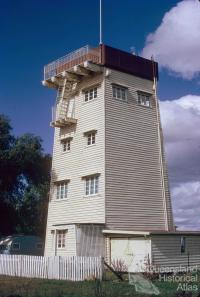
left=111, top=238, right=151, bottom=272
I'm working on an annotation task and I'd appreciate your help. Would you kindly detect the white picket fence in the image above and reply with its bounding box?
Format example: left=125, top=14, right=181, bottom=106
left=0, top=255, right=103, bottom=281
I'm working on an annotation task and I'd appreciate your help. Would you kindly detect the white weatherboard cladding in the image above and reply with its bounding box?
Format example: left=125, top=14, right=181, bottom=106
left=152, top=235, right=200, bottom=268
left=45, top=224, right=76, bottom=256
left=76, top=225, right=105, bottom=257
left=45, top=74, right=105, bottom=256
left=111, top=238, right=151, bottom=272
left=45, top=66, right=175, bottom=257
left=104, top=69, right=174, bottom=231
left=50, top=74, right=105, bottom=223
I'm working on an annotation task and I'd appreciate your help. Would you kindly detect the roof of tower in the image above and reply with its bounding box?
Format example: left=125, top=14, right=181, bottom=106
left=43, top=44, right=158, bottom=82
left=101, top=44, right=159, bottom=81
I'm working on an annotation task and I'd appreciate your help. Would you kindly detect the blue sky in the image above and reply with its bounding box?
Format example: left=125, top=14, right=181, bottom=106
left=1, top=0, right=200, bottom=229
left=0, top=0, right=197, bottom=153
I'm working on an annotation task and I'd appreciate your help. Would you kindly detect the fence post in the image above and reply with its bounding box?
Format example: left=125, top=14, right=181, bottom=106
left=46, top=256, right=49, bottom=279
left=101, top=257, right=104, bottom=280
left=19, top=255, right=23, bottom=277
left=59, top=256, right=61, bottom=280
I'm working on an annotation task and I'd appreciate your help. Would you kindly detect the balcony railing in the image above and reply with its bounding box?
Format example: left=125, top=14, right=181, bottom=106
left=51, top=100, right=77, bottom=127
left=44, top=45, right=100, bottom=80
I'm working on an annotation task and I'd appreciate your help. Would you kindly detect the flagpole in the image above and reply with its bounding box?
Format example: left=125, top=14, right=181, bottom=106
left=100, top=0, right=102, bottom=44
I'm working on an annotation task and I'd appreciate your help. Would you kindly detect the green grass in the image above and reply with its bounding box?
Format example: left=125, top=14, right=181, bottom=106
left=0, top=275, right=199, bottom=297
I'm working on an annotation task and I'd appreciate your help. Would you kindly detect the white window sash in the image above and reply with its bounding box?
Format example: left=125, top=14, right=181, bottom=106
left=57, top=230, right=66, bottom=249
left=87, top=133, right=96, bottom=145
left=84, top=87, right=98, bottom=102
left=95, top=176, right=99, bottom=194
left=67, top=140, right=70, bottom=150
left=56, top=183, right=68, bottom=199
left=138, top=93, right=151, bottom=107
left=85, top=175, right=99, bottom=196
left=62, top=140, right=71, bottom=152
left=112, top=85, right=127, bottom=101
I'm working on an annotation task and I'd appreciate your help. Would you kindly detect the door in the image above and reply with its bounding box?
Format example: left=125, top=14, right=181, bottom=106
left=110, top=238, right=151, bottom=272
left=67, top=98, right=75, bottom=118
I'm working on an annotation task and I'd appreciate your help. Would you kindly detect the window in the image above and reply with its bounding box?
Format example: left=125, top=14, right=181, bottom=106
left=138, top=92, right=152, bottom=107
left=62, top=139, right=71, bottom=152
left=84, top=130, right=97, bottom=146
left=85, top=175, right=99, bottom=196
left=36, top=243, right=43, bottom=249
left=87, top=132, right=96, bottom=145
left=181, top=237, right=186, bottom=253
left=0, top=245, right=8, bottom=251
left=112, top=85, right=127, bottom=101
left=56, top=181, right=68, bottom=200
left=12, top=243, right=20, bottom=250
left=84, top=87, right=98, bottom=102
left=57, top=230, right=67, bottom=249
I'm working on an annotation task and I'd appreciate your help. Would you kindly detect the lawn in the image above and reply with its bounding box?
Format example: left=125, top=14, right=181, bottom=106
left=0, top=275, right=199, bottom=297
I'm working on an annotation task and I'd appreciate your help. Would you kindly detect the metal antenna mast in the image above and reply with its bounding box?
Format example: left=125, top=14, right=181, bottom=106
left=100, top=0, right=103, bottom=44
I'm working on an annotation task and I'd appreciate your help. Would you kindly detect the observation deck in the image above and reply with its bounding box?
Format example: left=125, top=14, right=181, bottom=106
left=43, top=45, right=101, bottom=82
left=42, top=44, right=158, bottom=86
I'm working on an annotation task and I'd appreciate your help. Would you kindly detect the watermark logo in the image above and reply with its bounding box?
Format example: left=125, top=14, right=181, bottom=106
left=129, top=273, right=160, bottom=295
left=128, top=264, right=199, bottom=295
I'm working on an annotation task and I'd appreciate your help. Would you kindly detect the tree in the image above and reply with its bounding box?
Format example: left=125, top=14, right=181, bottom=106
left=0, top=114, right=15, bottom=201
left=0, top=114, right=51, bottom=237
left=16, top=182, right=50, bottom=236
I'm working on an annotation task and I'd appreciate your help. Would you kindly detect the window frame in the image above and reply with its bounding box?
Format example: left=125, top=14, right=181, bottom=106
left=12, top=242, right=20, bottom=250
left=112, top=84, right=128, bottom=102
left=60, top=137, right=72, bottom=153
left=84, top=174, right=100, bottom=196
left=55, top=181, right=69, bottom=200
left=36, top=243, right=43, bottom=249
left=180, top=236, right=186, bottom=254
left=137, top=91, right=152, bottom=108
left=84, top=86, right=98, bottom=102
left=56, top=230, right=67, bottom=249
left=84, top=130, right=97, bottom=146
left=0, top=245, right=7, bottom=251
left=62, top=139, right=71, bottom=152
left=87, top=132, right=96, bottom=146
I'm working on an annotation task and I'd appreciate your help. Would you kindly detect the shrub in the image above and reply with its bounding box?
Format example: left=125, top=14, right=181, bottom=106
left=111, top=259, right=128, bottom=272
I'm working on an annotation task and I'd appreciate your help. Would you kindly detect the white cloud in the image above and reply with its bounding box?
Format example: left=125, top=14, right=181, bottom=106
left=142, top=0, right=200, bottom=79
left=172, top=182, right=200, bottom=230
left=160, top=95, right=200, bottom=229
left=160, top=95, right=200, bottom=184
